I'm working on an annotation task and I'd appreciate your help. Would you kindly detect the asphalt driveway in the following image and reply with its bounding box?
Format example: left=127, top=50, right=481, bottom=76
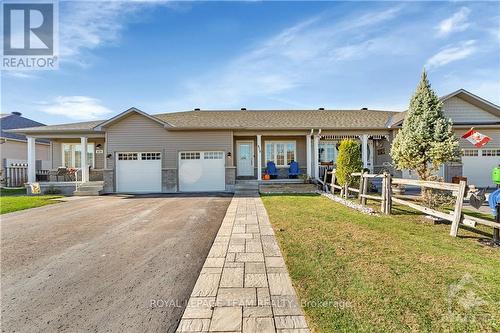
left=1, top=194, right=232, bottom=333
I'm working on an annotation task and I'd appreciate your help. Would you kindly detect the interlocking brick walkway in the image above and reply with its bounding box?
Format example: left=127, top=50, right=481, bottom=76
left=176, top=191, right=310, bottom=333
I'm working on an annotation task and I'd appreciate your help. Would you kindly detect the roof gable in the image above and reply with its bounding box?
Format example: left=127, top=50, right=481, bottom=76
left=442, top=96, right=499, bottom=124
left=93, top=107, right=173, bottom=130
left=440, top=89, right=500, bottom=118
left=390, top=89, right=500, bottom=127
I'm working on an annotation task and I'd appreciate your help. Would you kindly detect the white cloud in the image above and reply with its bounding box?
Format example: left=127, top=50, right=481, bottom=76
left=437, top=7, right=470, bottom=37
left=59, top=1, right=172, bottom=66
left=3, top=71, right=38, bottom=79
left=163, top=6, right=405, bottom=110
left=425, top=40, right=476, bottom=69
left=39, top=96, right=112, bottom=120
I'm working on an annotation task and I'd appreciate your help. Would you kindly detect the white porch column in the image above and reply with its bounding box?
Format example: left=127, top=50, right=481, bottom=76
left=256, top=134, right=262, bottom=180
left=80, top=137, right=89, bottom=182
left=313, top=135, right=320, bottom=179
left=306, top=134, right=312, bottom=177
left=27, top=136, right=36, bottom=183
left=361, top=134, right=368, bottom=169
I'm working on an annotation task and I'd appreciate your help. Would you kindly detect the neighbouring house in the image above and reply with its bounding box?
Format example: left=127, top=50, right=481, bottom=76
left=9, top=89, right=500, bottom=195
left=0, top=112, right=51, bottom=186
left=391, top=89, right=500, bottom=187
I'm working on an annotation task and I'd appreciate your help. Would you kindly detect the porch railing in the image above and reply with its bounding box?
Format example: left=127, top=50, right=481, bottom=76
left=3, top=166, right=50, bottom=187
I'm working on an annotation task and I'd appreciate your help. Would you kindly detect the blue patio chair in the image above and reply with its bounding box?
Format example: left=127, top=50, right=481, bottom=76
left=266, top=161, right=278, bottom=179
left=288, top=161, right=300, bottom=178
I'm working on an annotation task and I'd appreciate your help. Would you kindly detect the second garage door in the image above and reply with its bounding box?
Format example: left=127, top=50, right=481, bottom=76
left=179, top=151, right=225, bottom=192
left=462, top=148, right=500, bottom=187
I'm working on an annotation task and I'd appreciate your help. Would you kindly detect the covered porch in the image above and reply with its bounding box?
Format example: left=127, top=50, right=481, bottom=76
left=25, top=133, right=106, bottom=195
left=232, top=131, right=391, bottom=182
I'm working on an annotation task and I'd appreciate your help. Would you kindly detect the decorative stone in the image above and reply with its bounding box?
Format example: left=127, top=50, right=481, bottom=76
left=209, top=307, right=242, bottom=332
left=220, top=267, right=244, bottom=288
left=243, top=317, right=275, bottom=333
left=245, top=274, right=268, bottom=288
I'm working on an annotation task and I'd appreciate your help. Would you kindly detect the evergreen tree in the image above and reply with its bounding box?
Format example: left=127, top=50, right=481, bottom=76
left=391, top=70, right=459, bottom=180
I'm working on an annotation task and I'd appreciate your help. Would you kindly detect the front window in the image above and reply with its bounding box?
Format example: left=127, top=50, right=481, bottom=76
left=319, top=141, right=336, bottom=163
left=63, top=143, right=95, bottom=168
left=265, top=141, right=296, bottom=167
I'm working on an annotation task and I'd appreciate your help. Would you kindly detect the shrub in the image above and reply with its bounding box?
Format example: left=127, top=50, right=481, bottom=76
left=336, top=139, right=363, bottom=186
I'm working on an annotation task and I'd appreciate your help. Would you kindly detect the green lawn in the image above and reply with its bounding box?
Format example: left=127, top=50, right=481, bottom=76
left=262, top=194, right=500, bottom=333
left=0, top=188, right=62, bottom=214
left=0, top=187, right=27, bottom=196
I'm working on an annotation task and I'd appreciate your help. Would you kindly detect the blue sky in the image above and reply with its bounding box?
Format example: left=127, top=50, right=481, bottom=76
left=1, top=0, right=499, bottom=125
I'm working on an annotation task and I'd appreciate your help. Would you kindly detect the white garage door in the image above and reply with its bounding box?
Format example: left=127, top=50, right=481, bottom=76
left=462, top=148, right=500, bottom=187
left=179, top=151, right=225, bottom=192
left=116, top=152, right=162, bottom=193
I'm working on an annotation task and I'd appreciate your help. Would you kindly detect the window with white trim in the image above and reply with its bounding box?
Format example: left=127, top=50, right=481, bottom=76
left=141, top=152, right=161, bottom=160
left=461, top=149, right=479, bottom=157
left=63, top=143, right=95, bottom=168
left=180, top=152, right=200, bottom=160
left=265, top=141, right=296, bottom=167
left=482, top=149, right=500, bottom=156
left=118, top=153, right=138, bottom=160
left=319, top=141, right=336, bottom=163
left=204, top=151, right=224, bottom=159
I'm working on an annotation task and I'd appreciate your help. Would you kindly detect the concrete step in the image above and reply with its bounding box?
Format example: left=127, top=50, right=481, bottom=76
left=74, top=182, right=103, bottom=196
left=235, top=184, right=259, bottom=190
left=77, top=185, right=103, bottom=191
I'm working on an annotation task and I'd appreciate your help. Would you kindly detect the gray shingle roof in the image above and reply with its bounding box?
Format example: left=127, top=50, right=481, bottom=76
left=388, top=111, right=407, bottom=127
left=0, top=113, right=49, bottom=142
left=10, top=109, right=402, bottom=133
left=11, top=120, right=103, bottom=132
left=157, top=109, right=399, bottom=129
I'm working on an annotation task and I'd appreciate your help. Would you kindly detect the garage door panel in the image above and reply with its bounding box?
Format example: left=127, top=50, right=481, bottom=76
left=116, top=152, right=162, bottom=193
left=461, top=148, right=500, bottom=187
left=179, top=151, right=225, bottom=192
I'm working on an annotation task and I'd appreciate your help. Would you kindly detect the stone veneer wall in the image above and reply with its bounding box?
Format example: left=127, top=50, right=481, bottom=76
left=163, top=168, right=178, bottom=192
left=102, top=169, right=114, bottom=193
left=89, top=170, right=104, bottom=181
left=225, top=167, right=236, bottom=192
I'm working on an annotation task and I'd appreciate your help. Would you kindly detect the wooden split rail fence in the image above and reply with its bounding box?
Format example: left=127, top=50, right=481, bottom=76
left=324, top=170, right=500, bottom=241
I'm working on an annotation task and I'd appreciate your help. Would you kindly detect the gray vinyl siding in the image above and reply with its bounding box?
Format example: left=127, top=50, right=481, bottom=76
left=456, top=128, right=500, bottom=149
left=443, top=97, right=498, bottom=123
left=106, top=113, right=233, bottom=169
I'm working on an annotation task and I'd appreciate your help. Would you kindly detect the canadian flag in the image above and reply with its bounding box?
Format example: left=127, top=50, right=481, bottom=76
left=462, top=128, right=491, bottom=148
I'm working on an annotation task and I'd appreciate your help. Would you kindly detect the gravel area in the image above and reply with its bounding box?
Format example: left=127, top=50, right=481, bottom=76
left=321, top=192, right=378, bottom=215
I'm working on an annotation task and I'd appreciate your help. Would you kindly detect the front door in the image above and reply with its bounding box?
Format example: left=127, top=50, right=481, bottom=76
left=237, top=141, right=254, bottom=176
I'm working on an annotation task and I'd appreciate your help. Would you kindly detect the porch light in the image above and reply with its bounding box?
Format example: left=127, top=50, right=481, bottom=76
left=227, top=152, right=232, bottom=158
left=96, top=144, right=102, bottom=149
